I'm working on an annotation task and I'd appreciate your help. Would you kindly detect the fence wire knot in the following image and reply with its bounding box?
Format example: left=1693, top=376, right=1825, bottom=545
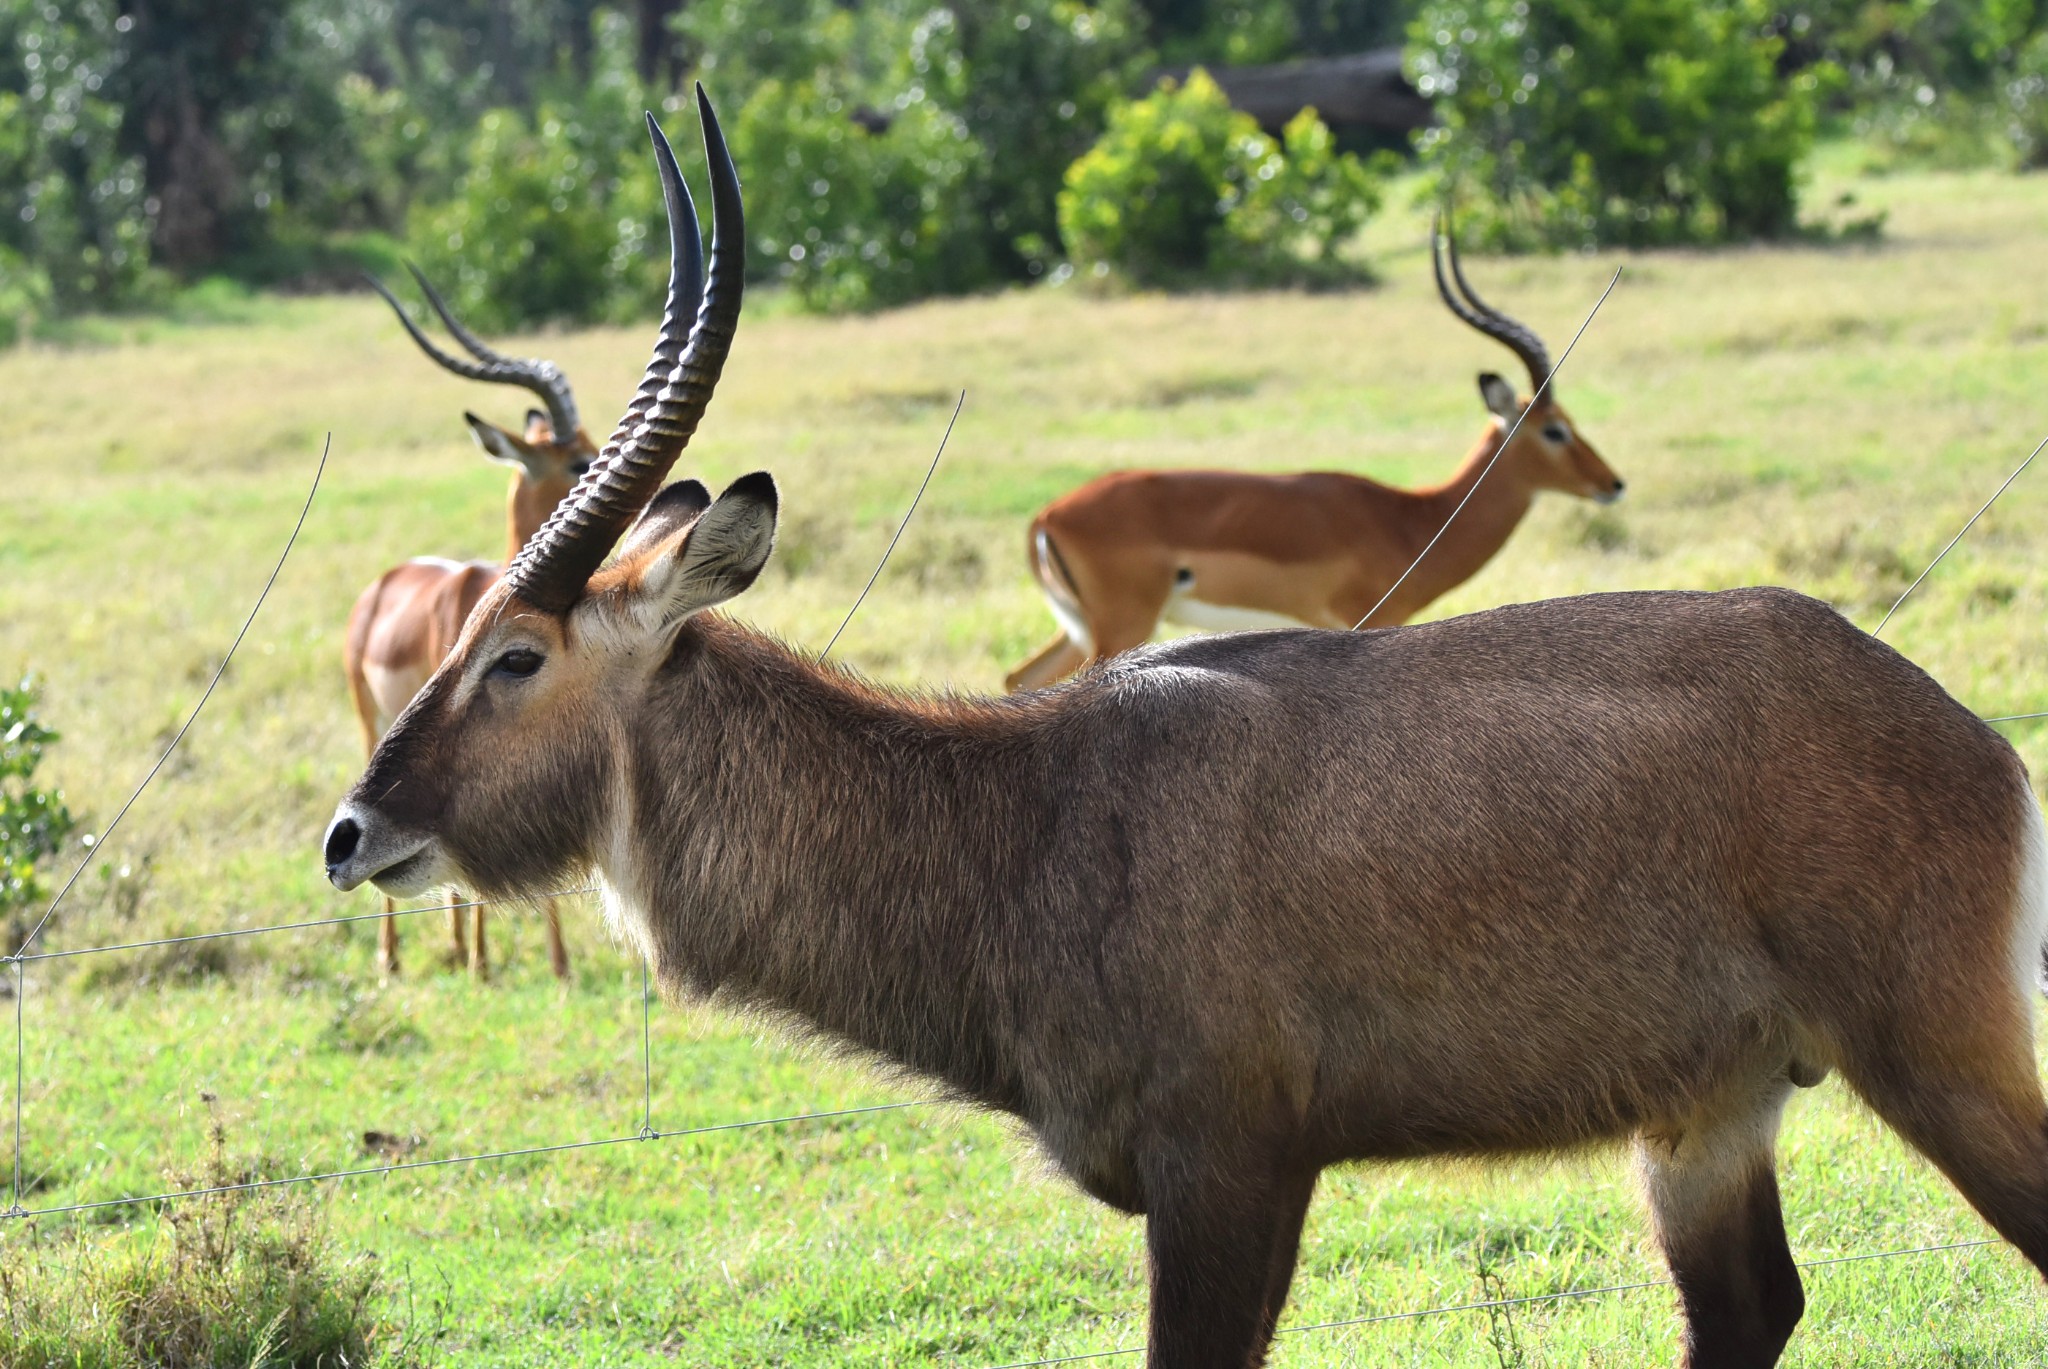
left=637, top=1124, right=660, bottom=1142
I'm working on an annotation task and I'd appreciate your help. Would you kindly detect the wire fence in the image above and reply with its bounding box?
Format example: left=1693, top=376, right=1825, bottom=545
left=6, top=295, right=2048, bottom=1369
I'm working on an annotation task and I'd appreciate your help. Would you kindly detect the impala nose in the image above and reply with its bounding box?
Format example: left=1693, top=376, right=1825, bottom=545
left=324, top=815, right=362, bottom=879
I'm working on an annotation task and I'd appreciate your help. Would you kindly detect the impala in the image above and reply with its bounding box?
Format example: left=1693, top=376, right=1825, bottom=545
left=325, top=94, right=2048, bottom=1369
left=343, top=158, right=701, bottom=982
left=1005, top=225, right=1625, bottom=690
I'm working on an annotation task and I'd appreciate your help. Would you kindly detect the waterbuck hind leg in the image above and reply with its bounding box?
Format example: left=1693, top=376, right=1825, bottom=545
left=1635, top=1080, right=1803, bottom=1369
left=544, top=897, right=570, bottom=981
left=378, top=896, right=400, bottom=978
left=1141, top=1155, right=1317, bottom=1369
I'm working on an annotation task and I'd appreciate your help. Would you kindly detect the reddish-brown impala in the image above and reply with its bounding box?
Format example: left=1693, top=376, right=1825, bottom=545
left=1005, top=226, right=1623, bottom=690
left=327, top=93, right=2048, bottom=1369
left=344, top=183, right=701, bottom=981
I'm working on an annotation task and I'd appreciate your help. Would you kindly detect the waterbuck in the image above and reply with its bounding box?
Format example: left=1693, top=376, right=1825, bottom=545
left=323, top=92, right=2048, bottom=1368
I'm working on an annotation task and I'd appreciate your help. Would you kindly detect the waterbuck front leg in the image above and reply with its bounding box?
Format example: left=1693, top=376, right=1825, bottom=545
left=1140, top=1148, right=1319, bottom=1369
left=1636, top=1079, right=1803, bottom=1369
left=542, top=896, right=570, bottom=981
left=378, top=895, right=400, bottom=977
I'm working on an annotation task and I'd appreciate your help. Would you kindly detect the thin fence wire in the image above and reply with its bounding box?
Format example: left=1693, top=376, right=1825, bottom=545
left=1875, top=431, right=2048, bottom=638
left=12, top=885, right=600, bottom=964
left=821, top=390, right=963, bottom=660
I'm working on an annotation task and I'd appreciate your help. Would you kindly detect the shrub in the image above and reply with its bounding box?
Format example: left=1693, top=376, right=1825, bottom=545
left=1, top=677, right=77, bottom=955
left=0, top=1102, right=403, bottom=1368
left=1058, top=69, right=1384, bottom=287
left=680, top=0, right=1146, bottom=306
left=404, top=11, right=676, bottom=330
left=1409, top=0, right=1825, bottom=249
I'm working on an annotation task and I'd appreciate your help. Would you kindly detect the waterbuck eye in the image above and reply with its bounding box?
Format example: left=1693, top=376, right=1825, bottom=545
left=491, top=647, right=544, bottom=679
left=1542, top=424, right=1569, bottom=443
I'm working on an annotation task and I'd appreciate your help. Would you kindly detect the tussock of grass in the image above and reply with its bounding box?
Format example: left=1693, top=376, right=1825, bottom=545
left=0, top=1104, right=402, bottom=1368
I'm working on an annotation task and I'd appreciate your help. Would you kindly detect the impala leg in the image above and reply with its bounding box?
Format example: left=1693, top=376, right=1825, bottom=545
left=1005, top=633, right=1087, bottom=692
left=544, top=897, right=570, bottom=981
left=1636, top=1079, right=1802, bottom=1369
left=1141, top=1152, right=1315, bottom=1369
left=446, top=890, right=468, bottom=970
left=378, top=896, right=400, bottom=977
left=470, top=901, right=489, bottom=982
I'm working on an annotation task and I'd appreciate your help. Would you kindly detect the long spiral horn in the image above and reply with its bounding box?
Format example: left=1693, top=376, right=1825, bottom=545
left=367, top=269, right=583, bottom=446
left=503, top=86, right=742, bottom=614
left=1431, top=212, right=1553, bottom=395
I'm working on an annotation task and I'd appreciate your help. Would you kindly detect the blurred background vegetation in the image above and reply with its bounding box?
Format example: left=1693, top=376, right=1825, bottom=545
left=6, top=0, right=2048, bottom=337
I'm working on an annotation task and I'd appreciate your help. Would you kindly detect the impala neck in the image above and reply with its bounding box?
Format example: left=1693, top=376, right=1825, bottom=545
left=607, top=620, right=1049, bottom=1109
left=1379, top=424, right=1537, bottom=621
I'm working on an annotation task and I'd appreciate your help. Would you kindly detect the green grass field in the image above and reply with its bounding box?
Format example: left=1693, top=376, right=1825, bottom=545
left=7, top=162, right=2048, bottom=1365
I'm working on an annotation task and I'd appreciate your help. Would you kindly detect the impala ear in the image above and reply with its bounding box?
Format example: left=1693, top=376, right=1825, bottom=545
left=466, top=411, right=550, bottom=478
left=617, top=478, right=713, bottom=563
left=1477, top=372, right=1519, bottom=422
left=635, top=472, right=779, bottom=624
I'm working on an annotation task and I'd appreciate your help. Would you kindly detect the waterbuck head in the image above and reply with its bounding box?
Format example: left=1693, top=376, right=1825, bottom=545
left=369, top=263, right=606, bottom=543
left=326, top=89, right=757, bottom=903
left=1433, top=217, right=1624, bottom=505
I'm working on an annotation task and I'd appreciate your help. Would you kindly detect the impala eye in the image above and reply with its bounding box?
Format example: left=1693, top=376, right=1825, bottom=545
left=1542, top=424, right=1569, bottom=443
left=492, top=647, right=543, bottom=679
left=570, top=461, right=592, bottom=478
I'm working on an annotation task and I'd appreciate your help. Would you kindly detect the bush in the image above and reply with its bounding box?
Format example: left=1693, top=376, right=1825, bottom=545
left=404, top=11, right=674, bottom=330
left=680, top=0, right=1146, bottom=308
left=1058, top=69, right=1384, bottom=287
left=1409, top=0, right=1825, bottom=249
left=1, top=677, right=77, bottom=954
left=0, top=1102, right=404, bottom=1368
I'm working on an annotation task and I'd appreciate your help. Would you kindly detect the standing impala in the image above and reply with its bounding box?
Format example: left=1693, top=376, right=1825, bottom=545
left=327, top=95, right=2048, bottom=1369
left=343, top=165, right=702, bottom=982
left=1005, top=226, right=1625, bottom=690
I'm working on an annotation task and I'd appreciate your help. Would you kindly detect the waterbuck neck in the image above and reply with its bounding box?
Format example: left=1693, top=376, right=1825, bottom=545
left=604, top=618, right=1061, bottom=1107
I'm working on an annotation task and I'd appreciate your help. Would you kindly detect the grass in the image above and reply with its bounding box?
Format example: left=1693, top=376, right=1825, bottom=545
left=5, top=158, right=2048, bottom=1363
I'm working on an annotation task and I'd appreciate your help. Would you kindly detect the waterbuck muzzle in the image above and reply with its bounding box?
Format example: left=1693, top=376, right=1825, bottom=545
left=324, top=86, right=745, bottom=898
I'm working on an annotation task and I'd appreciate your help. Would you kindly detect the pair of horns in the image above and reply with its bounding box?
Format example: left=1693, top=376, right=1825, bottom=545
left=1432, top=212, right=1552, bottom=395
left=503, top=87, right=743, bottom=614
left=370, top=267, right=586, bottom=448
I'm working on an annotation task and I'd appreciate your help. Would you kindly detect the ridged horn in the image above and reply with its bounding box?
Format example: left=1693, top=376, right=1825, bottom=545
left=367, top=269, right=583, bottom=445
left=502, top=86, right=742, bottom=614
left=1432, top=211, right=1553, bottom=395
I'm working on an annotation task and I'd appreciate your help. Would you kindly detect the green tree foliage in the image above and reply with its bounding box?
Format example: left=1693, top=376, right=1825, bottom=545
left=405, top=10, right=673, bottom=329
left=1411, top=0, right=1826, bottom=249
left=1, top=677, right=77, bottom=952
left=1059, top=70, right=1386, bottom=287
left=677, top=0, right=1145, bottom=312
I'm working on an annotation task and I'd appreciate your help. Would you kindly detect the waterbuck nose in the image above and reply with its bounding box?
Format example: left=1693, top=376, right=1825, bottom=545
left=324, top=815, right=362, bottom=875
left=1611, top=478, right=1626, bottom=495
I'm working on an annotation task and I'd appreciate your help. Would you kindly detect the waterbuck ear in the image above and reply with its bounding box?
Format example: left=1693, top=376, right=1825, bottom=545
left=1477, top=372, right=1519, bottom=421
left=635, top=472, right=779, bottom=624
left=465, top=411, right=549, bottom=478
left=616, top=478, right=714, bottom=563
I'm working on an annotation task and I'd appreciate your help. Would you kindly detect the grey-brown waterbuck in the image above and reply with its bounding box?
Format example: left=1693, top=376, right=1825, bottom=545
left=324, top=90, right=2048, bottom=1369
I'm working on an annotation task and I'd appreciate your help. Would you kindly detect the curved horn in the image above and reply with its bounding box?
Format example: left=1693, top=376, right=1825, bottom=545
left=503, top=86, right=742, bottom=614
left=1431, top=212, right=1552, bottom=394
left=367, top=270, right=582, bottom=446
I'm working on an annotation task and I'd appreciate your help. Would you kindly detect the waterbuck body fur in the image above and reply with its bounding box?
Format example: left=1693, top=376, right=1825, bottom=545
left=325, top=96, right=2048, bottom=1368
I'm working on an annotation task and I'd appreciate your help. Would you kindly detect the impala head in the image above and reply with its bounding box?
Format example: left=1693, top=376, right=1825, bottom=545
left=326, top=89, right=755, bottom=902
left=369, top=238, right=698, bottom=542
left=1434, top=217, right=1624, bottom=505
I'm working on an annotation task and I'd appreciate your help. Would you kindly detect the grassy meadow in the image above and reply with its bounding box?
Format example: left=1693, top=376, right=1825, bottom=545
left=8, top=161, right=2048, bottom=1364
